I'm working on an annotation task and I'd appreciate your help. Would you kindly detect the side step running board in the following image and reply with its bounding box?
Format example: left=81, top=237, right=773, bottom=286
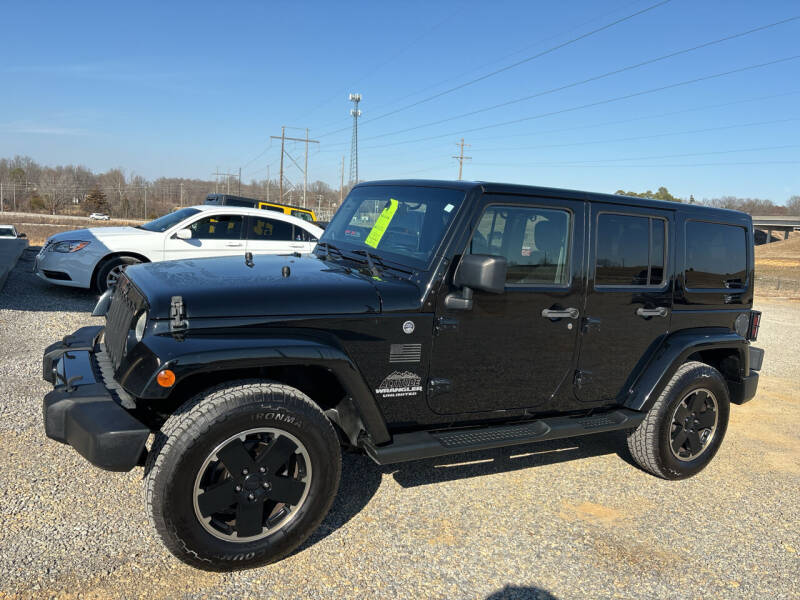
left=361, top=409, right=645, bottom=465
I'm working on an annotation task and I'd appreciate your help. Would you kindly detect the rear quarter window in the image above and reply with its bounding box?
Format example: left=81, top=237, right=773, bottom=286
left=685, top=221, right=747, bottom=290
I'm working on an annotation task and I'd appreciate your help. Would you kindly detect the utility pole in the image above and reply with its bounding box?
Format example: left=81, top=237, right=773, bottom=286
left=212, top=169, right=237, bottom=196
left=270, top=126, right=319, bottom=203
left=349, top=93, right=362, bottom=184
left=179, top=182, right=184, bottom=207
left=452, top=138, right=472, bottom=181
left=303, top=128, right=310, bottom=207
left=238, top=167, right=241, bottom=195
left=266, top=165, right=270, bottom=202
left=144, top=185, right=147, bottom=218
left=278, top=126, right=285, bottom=201
left=340, top=156, right=345, bottom=205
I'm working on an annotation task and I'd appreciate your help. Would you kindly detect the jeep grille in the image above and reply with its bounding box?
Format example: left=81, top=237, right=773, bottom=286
left=104, top=274, right=146, bottom=371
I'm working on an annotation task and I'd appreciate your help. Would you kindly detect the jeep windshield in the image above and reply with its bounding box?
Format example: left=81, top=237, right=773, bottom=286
left=318, top=185, right=465, bottom=270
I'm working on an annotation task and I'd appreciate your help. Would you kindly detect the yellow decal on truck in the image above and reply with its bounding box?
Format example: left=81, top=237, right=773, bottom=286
left=364, top=198, right=398, bottom=248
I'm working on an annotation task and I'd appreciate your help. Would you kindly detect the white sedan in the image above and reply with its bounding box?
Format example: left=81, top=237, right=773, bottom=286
left=35, top=205, right=323, bottom=292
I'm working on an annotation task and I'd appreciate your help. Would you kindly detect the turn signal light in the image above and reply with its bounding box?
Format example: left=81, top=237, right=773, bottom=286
left=157, top=369, right=176, bottom=388
left=748, top=311, right=761, bottom=342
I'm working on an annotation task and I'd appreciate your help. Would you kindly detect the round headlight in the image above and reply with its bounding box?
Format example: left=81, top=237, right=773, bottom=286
left=134, top=311, right=148, bottom=342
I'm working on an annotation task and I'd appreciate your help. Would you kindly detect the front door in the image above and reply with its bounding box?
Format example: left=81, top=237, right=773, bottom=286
left=164, top=213, right=245, bottom=260
left=428, top=195, right=586, bottom=415
left=575, top=203, right=674, bottom=404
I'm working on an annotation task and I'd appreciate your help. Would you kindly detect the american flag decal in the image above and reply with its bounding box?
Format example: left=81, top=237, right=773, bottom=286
left=389, top=343, right=422, bottom=363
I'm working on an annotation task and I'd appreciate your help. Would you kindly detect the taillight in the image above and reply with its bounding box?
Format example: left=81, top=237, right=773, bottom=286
left=748, top=310, right=761, bottom=341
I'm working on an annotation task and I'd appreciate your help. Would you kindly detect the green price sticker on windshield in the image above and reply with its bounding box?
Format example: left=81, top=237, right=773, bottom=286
left=364, top=198, right=398, bottom=248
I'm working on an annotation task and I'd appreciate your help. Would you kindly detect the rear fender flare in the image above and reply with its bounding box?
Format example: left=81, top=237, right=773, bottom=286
left=624, top=328, right=748, bottom=413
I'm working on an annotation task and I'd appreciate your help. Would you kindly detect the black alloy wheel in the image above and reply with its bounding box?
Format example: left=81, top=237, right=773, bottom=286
left=669, top=388, right=719, bottom=461
left=193, top=428, right=312, bottom=541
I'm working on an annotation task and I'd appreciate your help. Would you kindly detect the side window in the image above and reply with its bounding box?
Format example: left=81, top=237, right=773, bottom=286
left=470, top=205, right=571, bottom=285
left=189, top=214, right=243, bottom=240
left=595, top=213, right=666, bottom=287
left=291, top=210, right=313, bottom=222
left=293, top=226, right=317, bottom=242
left=247, top=216, right=293, bottom=241
left=685, top=221, right=747, bottom=289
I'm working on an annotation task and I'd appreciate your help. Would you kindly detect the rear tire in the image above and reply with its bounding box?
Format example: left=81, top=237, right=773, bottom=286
left=144, top=380, right=341, bottom=571
left=627, top=361, right=730, bottom=480
left=94, top=255, right=141, bottom=292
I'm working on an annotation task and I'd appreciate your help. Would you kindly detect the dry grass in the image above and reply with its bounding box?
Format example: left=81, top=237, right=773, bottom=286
left=754, top=235, right=800, bottom=297
left=0, top=212, right=144, bottom=245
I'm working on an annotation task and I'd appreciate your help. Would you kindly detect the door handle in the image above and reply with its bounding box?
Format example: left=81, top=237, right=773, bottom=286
left=636, top=307, right=668, bottom=318
left=541, top=307, right=580, bottom=319
left=225, top=242, right=243, bottom=247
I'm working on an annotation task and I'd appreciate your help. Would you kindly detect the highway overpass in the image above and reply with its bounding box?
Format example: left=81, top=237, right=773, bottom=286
left=751, top=215, right=800, bottom=243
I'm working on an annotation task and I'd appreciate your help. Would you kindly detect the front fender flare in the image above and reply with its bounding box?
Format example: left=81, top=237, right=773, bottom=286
left=133, top=334, right=391, bottom=445
left=624, top=328, right=749, bottom=413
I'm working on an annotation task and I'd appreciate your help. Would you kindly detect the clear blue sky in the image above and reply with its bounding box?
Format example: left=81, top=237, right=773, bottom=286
left=2, top=0, right=798, bottom=202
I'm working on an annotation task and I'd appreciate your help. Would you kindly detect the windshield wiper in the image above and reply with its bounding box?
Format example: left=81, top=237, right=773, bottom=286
left=316, top=241, right=345, bottom=261
left=352, top=249, right=382, bottom=277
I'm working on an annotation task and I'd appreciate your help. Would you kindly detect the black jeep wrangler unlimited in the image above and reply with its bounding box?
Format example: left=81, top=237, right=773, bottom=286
left=42, top=180, right=764, bottom=571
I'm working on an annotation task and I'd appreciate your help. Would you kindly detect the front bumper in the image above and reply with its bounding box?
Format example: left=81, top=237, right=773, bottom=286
left=33, top=246, right=94, bottom=288
left=42, top=326, right=150, bottom=471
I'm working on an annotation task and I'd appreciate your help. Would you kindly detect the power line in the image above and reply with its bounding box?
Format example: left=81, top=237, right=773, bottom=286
left=476, top=143, right=799, bottom=167
left=316, top=90, right=800, bottom=155
left=315, top=0, right=672, bottom=138
left=294, top=13, right=453, bottom=126
left=477, top=117, right=800, bottom=152
left=326, top=16, right=799, bottom=145
left=322, top=54, right=800, bottom=152
left=504, top=160, right=800, bottom=168
left=310, top=0, right=646, bottom=134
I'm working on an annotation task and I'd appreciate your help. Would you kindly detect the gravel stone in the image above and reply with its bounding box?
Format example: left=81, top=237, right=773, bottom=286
left=0, top=254, right=797, bottom=599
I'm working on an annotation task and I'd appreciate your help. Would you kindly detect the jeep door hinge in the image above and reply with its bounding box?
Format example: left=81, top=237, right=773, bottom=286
left=427, top=378, right=452, bottom=397
left=581, top=317, right=601, bottom=333
left=574, top=369, right=592, bottom=388
left=435, top=316, right=459, bottom=335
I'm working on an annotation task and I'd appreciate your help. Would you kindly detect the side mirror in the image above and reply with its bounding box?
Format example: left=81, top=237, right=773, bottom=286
left=18, top=232, right=26, bottom=238
left=175, top=228, right=192, bottom=240
left=446, top=254, right=507, bottom=310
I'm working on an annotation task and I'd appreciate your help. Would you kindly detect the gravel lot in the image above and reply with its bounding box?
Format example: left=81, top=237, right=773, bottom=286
left=1, top=250, right=798, bottom=599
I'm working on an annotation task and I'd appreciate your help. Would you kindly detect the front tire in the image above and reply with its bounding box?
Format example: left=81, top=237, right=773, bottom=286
left=94, top=255, right=142, bottom=292
left=144, top=381, right=341, bottom=571
left=627, top=361, right=730, bottom=480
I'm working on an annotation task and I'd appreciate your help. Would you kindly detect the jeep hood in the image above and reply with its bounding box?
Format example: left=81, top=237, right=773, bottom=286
left=124, top=254, right=419, bottom=318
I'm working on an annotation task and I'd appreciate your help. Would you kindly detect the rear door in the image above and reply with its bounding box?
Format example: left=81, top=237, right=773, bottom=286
left=575, top=203, right=674, bottom=404
left=163, top=213, right=245, bottom=260
left=245, top=215, right=304, bottom=254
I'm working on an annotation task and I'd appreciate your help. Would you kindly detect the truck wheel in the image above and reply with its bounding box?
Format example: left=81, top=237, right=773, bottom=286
left=144, top=380, right=341, bottom=571
left=95, top=255, right=141, bottom=292
left=627, top=361, right=730, bottom=480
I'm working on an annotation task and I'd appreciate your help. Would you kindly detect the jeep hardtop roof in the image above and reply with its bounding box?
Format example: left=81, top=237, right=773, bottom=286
left=357, top=179, right=752, bottom=225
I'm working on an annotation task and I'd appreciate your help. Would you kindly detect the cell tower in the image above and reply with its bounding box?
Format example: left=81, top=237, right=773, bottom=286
left=349, top=93, right=362, bottom=184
